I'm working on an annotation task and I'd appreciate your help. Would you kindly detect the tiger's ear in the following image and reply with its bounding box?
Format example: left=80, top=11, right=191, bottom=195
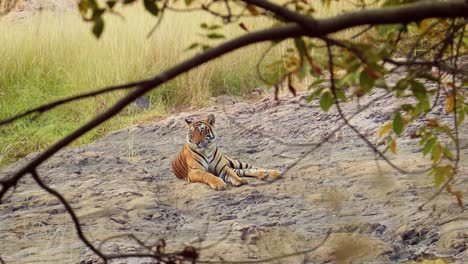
left=207, top=114, right=215, bottom=125
left=185, top=118, right=193, bottom=125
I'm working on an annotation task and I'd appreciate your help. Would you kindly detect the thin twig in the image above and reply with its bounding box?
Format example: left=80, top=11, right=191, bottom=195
left=146, top=0, right=169, bottom=38
left=252, top=92, right=391, bottom=188
left=325, top=41, right=431, bottom=175
left=98, top=234, right=153, bottom=253
left=418, top=19, right=466, bottom=210
left=0, top=82, right=141, bottom=127
left=255, top=40, right=286, bottom=84
left=30, top=169, right=107, bottom=262
left=197, top=231, right=331, bottom=264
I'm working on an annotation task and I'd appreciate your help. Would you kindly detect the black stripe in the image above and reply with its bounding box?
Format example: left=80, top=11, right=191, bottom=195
left=227, top=157, right=235, bottom=168
left=214, top=156, right=223, bottom=173
left=192, top=148, right=209, bottom=164
left=194, top=158, right=205, bottom=168
left=219, top=164, right=228, bottom=174
left=218, top=164, right=228, bottom=180
left=210, top=147, right=219, bottom=163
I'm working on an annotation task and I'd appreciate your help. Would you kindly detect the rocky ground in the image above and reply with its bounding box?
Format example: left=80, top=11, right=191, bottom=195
left=1, top=86, right=467, bottom=263
left=1, top=0, right=77, bottom=21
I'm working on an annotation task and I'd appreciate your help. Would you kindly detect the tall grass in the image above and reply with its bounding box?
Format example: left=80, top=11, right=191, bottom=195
left=0, top=1, right=361, bottom=166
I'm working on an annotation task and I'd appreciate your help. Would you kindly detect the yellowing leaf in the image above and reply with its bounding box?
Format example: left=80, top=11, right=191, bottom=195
left=390, top=139, right=397, bottom=154
left=364, top=66, right=380, bottom=79
left=455, top=192, right=464, bottom=208
left=418, top=19, right=432, bottom=32
left=431, top=143, right=442, bottom=164
left=379, top=122, right=392, bottom=139
left=78, top=0, right=88, bottom=16
left=446, top=95, right=454, bottom=113
left=246, top=4, right=259, bottom=16
left=445, top=184, right=464, bottom=208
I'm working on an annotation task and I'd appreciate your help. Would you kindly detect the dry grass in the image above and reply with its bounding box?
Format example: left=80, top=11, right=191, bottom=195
left=0, top=1, right=364, bottom=165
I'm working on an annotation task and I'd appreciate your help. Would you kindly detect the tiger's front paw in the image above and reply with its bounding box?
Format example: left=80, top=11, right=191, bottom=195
left=256, top=171, right=267, bottom=180
left=267, top=170, right=282, bottom=178
left=231, top=177, right=249, bottom=187
left=209, top=178, right=227, bottom=190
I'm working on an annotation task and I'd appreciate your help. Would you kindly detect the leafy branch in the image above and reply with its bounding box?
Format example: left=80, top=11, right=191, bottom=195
left=1, top=0, right=468, bottom=263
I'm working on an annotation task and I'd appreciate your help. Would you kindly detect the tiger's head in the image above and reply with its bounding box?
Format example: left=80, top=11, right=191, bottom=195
left=185, top=114, right=217, bottom=149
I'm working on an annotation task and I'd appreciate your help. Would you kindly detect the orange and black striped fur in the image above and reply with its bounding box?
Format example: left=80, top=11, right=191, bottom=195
left=172, top=114, right=281, bottom=190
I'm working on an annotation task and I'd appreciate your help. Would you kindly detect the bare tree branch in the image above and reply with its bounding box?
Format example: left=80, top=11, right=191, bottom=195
left=2, top=1, right=468, bottom=262
left=0, top=24, right=304, bottom=202
left=418, top=19, right=466, bottom=210
left=1, top=0, right=467, bottom=129
left=0, top=81, right=141, bottom=126
left=324, top=41, right=431, bottom=175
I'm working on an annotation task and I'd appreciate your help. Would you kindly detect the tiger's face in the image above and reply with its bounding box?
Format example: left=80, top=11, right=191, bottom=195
left=185, top=114, right=217, bottom=149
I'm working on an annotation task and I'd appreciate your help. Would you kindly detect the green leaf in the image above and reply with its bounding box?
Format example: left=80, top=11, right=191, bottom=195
left=91, top=8, right=105, bottom=20
left=457, top=108, right=465, bottom=124
left=206, top=33, right=225, bottom=39
left=298, top=61, right=311, bottom=81
left=185, top=43, right=199, bottom=51
left=294, top=37, right=307, bottom=58
left=347, top=61, right=361, bottom=73
left=410, top=80, right=428, bottom=101
left=92, top=17, right=104, bottom=38
left=401, top=104, right=414, bottom=112
left=106, top=1, right=117, bottom=9
left=88, top=0, right=99, bottom=9
left=395, top=79, right=409, bottom=97
left=335, top=88, right=347, bottom=101
left=444, top=148, right=454, bottom=160
left=392, top=112, right=404, bottom=136
left=337, top=72, right=359, bottom=88
left=307, top=87, right=325, bottom=102
left=185, top=0, right=194, bottom=6
left=423, top=137, right=437, bottom=156
left=359, top=69, right=375, bottom=93
left=201, top=23, right=222, bottom=30
left=308, top=79, right=325, bottom=89
left=144, top=0, right=159, bottom=16
left=419, top=132, right=432, bottom=146
left=319, top=91, right=334, bottom=112
left=208, top=25, right=222, bottom=30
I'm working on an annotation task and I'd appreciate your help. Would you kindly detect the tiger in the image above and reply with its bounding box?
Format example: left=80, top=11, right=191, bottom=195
left=172, top=114, right=281, bottom=190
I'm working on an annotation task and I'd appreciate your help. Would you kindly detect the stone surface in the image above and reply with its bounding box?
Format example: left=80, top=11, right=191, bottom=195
left=1, top=87, right=467, bottom=263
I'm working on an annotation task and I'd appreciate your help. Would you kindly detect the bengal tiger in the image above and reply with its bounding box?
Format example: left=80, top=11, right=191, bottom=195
left=172, top=114, right=281, bottom=190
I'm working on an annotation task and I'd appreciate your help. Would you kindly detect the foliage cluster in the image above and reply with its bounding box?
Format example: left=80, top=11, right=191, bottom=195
left=75, top=0, right=468, bottom=205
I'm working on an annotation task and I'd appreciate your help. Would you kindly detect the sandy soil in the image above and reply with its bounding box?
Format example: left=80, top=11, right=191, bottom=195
left=1, top=85, right=467, bottom=263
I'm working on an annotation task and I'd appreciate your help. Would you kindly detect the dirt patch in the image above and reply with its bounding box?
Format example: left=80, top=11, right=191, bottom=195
left=1, top=86, right=467, bottom=263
